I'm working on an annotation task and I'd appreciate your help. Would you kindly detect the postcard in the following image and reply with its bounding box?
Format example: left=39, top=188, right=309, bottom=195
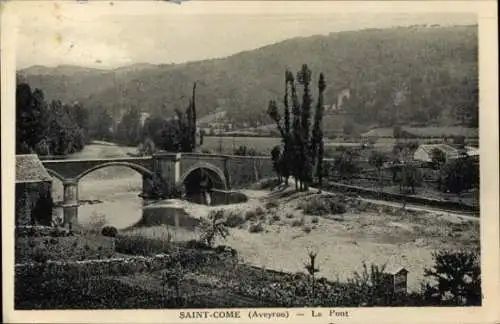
left=1, top=1, right=498, bottom=323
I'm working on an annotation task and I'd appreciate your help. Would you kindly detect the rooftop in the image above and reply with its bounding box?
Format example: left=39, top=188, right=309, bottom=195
left=16, top=154, right=52, bottom=184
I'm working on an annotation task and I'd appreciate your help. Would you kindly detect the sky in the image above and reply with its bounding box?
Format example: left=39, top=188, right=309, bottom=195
left=6, top=1, right=478, bottom=70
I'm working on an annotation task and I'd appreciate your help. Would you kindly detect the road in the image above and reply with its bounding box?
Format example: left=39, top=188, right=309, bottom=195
left=310, top=186, right=479, bottom=223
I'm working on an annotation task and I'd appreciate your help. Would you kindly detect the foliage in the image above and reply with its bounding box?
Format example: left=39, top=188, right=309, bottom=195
left=139, top=84, right=198, bottom=153
left=291, top=217, right=305, bottom=227
left=299, top=196, right=347, bottom=216
left=330, top=148, right=360, bottom=182
left=423, top=249, right=481, bottom=306
left=16, top=234, right=115, bottom=263
left=248, top=222, right=265, bottom=233
left=430, top=147, right=447, bottom=168
left=268, top=66, right=327, bottom=191
left=265, top=200, right=279, bottom=209
left=16, top=83, right=88, bottom=155
left=345, top=262, right=389, bottom=306
left=397, top=164, right=423, bottom=194
left=438, top=155, right=478, bottom=195
left=234, top=145, right=258, bottom=156
left=199, top=210, right=230, bottom=247
left=19, top=26, right=478, bottom=129
left=115, top=106, right=142, bottom=146
left=115, top=233, right=172, bottom=256
left=369, top=151, right=389, bottom=192
left=101, top=226, right=118, bottom=238
left=223, top=211, right=246, bottom=228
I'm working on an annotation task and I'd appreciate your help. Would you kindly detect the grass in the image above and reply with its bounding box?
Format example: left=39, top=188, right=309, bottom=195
left=15, top=235, right=115, bottom=263
left=115, top=230, right=173, bottom=256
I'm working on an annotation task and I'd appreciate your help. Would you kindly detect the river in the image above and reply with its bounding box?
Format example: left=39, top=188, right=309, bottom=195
left=52, top=142, right=145, bottom=229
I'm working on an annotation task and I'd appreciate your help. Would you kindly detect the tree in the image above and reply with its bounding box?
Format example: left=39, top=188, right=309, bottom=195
left=311, top=73, right=326, bottom=188
left=268, top=66, right=327, bottom=191
left=430, top=148, right=446, bottom=169
left=16, top=83, right=48, bottom=153
left=369, top=151, right=388, bottom=194
left=199, top=210, right=230, bottom=248
left=116, top=106, right=141, bottom=146
left=271, top=145, right=282, bottom=182
left=190, top=82, right=198, bottom=151
left=333, top=147, right=360, bottom=183
left=199, top=129, right=205, bottom=146
left=423, top=249, right=481, bottom=306
left=439, top=154, right=476, bottom=201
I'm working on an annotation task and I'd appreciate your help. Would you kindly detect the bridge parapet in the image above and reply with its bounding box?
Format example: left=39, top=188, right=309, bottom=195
left=42, top=157, right=154, bottom=181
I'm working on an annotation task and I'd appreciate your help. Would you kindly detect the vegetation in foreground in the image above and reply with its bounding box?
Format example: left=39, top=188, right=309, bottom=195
left=16, top=203, right=481, bottom=309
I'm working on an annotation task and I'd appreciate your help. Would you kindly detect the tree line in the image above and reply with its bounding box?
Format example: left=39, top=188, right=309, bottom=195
left=15, top=80, right=201, bottom=157
left=16, top=83, right=89, bottom=156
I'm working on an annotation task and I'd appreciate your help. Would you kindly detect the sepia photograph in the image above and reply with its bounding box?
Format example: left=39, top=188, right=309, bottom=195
left=1, top=1, right=498, bottom=322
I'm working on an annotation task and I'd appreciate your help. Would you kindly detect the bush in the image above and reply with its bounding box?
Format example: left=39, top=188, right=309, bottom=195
left=101, top=226, right=118, bottom=238
left=255, top=178, right=281, bottom=190
left=291, top=217, right=305, bottom=227
left=303, top=226, right=312, bottom=234
left=115, top=234, right=172, bottom=256
left=245, top=207, right=266, bottom=221
left=248, top=222, right=264, bottom=233
left=224, top=211, right=246, bottom=228
left=272, top=214, right=281, bottom=222
left=265, top=201, right=279, bottom=209
left=185, top=239, right=212, bottom=250
left=423, top=249, right=481, bottom=306
left=299, top=196, right=347, bottom=216
left=311, top=217, right=319, bottom=224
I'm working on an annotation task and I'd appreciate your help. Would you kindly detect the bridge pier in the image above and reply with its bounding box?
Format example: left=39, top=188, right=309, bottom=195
left=62, top=179, right=79, bottom=228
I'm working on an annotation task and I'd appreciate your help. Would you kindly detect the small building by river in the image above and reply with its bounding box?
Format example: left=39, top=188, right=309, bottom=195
left=15, top=154, right=53, bottom=226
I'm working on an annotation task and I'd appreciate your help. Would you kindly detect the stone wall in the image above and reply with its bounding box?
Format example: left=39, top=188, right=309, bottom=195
left=15, top=182, right=53, bottom=226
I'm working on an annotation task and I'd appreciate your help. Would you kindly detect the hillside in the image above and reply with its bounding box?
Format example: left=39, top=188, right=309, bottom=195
left=17, top=25, right=478, bottom=128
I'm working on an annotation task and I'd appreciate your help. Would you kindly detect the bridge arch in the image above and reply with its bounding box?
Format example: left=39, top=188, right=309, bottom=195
left=179, top=163, right=228, bottom=191
left=75, top=161, right=155, bottom=181
left=45, top=168, right=67, bottom=182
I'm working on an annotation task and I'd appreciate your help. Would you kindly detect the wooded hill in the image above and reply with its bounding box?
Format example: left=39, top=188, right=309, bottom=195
left=17, top=25, right=478, bottom=129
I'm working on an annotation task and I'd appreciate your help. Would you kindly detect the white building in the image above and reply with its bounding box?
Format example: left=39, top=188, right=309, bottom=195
left=413, top=144, right=478, bottom=163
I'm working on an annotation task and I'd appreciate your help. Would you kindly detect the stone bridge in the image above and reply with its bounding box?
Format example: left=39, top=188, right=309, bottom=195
left=41, top=152, right=274, bottom=227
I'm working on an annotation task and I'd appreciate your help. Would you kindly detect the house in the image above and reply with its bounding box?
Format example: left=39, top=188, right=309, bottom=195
left=16, top=155, right=54, bottom=226
left=413, top=144, right=477, bottom=163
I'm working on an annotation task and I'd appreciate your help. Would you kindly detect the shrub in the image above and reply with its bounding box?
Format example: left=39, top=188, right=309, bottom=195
left=31, top=246, right=50, bottom=263
left=101, top=226, right=118, bottom=238
left=115, top=234, right=172, bottom=256
left=245, top=207, right=266, bottom=221
left=265, top=201, right=280, bottom=209
left=291, top=217, right=305, bottom=227
left=214, top=245, right=238, bottom=258
left=303, top=226, right=312, bottom=234
left=224, top=211, right=246, bottom=228
left=272, top=214, right=281, bottom=222
left=299, top=196, right=346, bottom=216
left=248, top=222, right=264, bottom=233
left=345, top=262, right=389, bottom=306
left=423, top=249, right=481, bottom=306
left=185, top=239, right=212, bottom=250
left=311, top=217, right=319, bottom=224
left=254, top=178, right=281, bottom=190
left=285, top=213, right=295, bottom=219
left=199, top=211, right=230, bottom=247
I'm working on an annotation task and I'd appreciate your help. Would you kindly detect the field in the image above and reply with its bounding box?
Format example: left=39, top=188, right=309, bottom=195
left=200, top=136, right=395, bottom=155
